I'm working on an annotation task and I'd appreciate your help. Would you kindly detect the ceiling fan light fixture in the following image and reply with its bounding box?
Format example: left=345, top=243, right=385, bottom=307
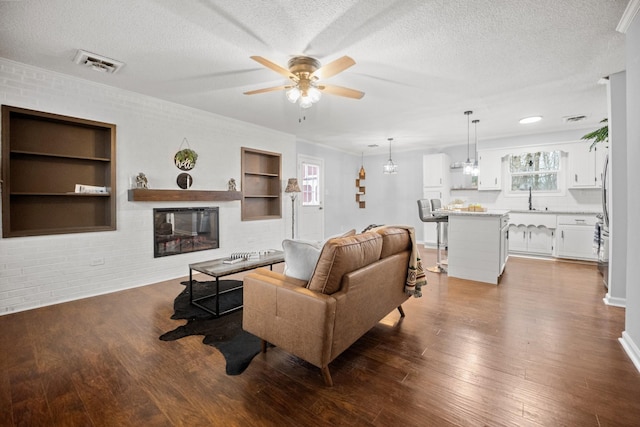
left=286, top=87, right=301, bottom=103
left=299, top=96, right=313, bottom=109
left=307, top=86, right=322, bottom=103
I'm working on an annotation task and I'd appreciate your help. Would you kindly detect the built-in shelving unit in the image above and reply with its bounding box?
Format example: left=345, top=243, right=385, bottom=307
left=1, top=105, right=116, bottom=237
left=241, top=147, right=281, bottom=221
left=128, top=189, right=242, bottom=202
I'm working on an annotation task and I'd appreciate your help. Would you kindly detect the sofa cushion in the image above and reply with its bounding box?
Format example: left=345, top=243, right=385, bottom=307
left=376, top=227, right=411, bottom=258
left=281, top=229, right=356, bottom=282
left=323, top=228, right=356, bottom=244
left=282, top=239, right=322, bottom=281
left=308, top=232, right=383, bottom=294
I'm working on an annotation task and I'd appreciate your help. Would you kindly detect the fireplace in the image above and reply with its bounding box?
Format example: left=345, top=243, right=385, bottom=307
left=153, top=207, right=219, bottom=257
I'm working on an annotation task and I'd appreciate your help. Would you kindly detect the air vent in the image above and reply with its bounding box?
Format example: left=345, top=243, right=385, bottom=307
left=73, top=50, right=124, bottom=74
left=563, top=115, right=587, bottom=123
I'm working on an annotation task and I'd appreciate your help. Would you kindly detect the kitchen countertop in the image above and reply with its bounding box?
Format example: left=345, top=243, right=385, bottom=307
left=437, top=209, right=510, bottom=217
left=509, top=209, right=601, bottom=215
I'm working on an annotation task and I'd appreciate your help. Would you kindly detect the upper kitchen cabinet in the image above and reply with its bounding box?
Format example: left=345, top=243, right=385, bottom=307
left=477, top=151, right=503, bottom=191
left=568, top=143, right=606, bottom=189
left=423, top=153, right=450, bottom=188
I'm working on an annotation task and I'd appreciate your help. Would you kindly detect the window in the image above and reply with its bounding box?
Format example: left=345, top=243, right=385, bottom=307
left=302, top=162, right=320, bottom=206
left=509, top=151, right=560, bottom=192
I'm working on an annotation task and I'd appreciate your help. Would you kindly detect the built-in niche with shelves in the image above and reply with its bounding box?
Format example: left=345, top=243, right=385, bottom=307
left=1, top=106, right=116, bottom=237
left=241, top=147, right=281, bottom=221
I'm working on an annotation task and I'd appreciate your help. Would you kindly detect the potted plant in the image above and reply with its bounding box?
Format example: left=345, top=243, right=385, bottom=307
left=581, top=118, right=608, bottom=151
left=174, top=148, right=198, bottom=170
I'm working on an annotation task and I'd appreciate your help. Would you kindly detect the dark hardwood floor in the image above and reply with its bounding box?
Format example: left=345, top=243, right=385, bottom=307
left=1, top=249, right=639, bottom=426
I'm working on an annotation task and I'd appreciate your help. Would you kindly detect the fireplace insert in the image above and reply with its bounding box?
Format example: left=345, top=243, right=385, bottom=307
left=153, top=207, right=219, bottom=257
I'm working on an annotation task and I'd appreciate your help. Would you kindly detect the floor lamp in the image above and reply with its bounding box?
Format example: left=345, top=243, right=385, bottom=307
left=284, top=178, right=301, bottom=238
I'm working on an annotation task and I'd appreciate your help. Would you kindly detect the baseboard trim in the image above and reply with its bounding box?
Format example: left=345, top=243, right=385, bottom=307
left=619, top=331, right=640, bottom=373
left=603, top=294, right=627, bottom=307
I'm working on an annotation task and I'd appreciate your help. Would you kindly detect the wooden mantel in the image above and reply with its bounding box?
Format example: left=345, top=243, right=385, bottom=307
left=128, top=189, right=242, bottom=202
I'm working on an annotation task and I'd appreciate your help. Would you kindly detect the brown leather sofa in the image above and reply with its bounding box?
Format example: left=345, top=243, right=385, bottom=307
left=242, top=226, right=413, bottom=386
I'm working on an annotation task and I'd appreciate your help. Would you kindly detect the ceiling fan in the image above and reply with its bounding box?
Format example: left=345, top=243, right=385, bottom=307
left=244, top=55, right=365, bottom=108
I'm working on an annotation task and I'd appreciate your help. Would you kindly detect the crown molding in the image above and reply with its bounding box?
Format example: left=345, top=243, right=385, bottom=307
left=617, top=0, right=640, bottom=33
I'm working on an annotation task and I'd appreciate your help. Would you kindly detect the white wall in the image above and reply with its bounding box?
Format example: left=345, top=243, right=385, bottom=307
left=621, top=5, right=640, bottom=371
left=607, top=71, right=627, bottom=306
left=0, top=58, right=295, bottom=314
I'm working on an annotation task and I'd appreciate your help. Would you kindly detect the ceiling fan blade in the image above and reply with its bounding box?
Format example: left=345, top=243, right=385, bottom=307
left=249, top=56, right=296, bottom=80
left=311, top=56, right=356, bottom=80
left=319, top=84, right=365, bottom=99
left=243, top=85, right=291, bottom=95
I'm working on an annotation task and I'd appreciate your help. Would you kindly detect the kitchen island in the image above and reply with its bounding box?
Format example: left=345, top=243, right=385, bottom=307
left=442, top=209, right=510, bottom=285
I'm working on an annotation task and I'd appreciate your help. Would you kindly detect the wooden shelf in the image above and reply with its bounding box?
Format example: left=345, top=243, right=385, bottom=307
left=241, top=147, right=281, bottom=221
left=2, top=106, right=116, bottom=238
left=128, top=189, right=242, bottom=202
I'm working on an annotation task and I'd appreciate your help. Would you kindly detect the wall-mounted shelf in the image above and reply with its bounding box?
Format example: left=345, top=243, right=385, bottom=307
left=128, top=189, right=242, bottom=202
left=355, top=178, right=365, bottom=209
left=451, top=187, right=478, bottom=191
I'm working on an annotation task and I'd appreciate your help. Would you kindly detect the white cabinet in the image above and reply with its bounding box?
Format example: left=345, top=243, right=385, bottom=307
left=508, top=213, right=556, bottom=256
left=423, top=153, right=450, bottom=188
left=477, top=151, right=503, bottom=191
left=568, top=144, right=607, bottom=189
left=507, top=225, right=554, bottom=255
left=556, top=214, right=598, bottom=260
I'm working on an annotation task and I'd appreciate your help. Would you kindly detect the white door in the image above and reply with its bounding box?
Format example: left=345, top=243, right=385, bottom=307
left=297, top=155, right=324, bottom=241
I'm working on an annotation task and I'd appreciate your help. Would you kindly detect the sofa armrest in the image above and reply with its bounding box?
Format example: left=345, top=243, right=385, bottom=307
left=242, top=270, right=337, bottom=368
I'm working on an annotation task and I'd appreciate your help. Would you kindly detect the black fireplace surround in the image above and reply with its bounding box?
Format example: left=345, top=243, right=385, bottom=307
left=153, top=207, right=219, bottom=258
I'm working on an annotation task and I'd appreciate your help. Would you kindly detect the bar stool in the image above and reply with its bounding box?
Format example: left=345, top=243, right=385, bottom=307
left=417, top=199, right=448, bottom=273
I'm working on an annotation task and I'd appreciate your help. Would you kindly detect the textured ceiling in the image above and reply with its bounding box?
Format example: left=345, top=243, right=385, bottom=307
left=0, top=0, right=628, bottom=154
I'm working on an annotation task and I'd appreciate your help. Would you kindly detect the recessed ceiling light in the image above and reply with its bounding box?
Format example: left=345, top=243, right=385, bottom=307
left=367, top=144, right=379, bottom=148
left=519, top=116, right=542, bottom=124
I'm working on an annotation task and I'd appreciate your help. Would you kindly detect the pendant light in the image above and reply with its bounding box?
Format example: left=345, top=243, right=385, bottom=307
left=472, top=119, right=480, bottom=176
left=359, top=152, right=366, bottom=179
left=463, top=111, right=473, bottom=175
left=383, top=137, right=398, bottom=174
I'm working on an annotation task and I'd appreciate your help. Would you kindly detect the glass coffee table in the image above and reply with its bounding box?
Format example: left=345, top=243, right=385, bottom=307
left=188, top=250, right=284, bottom=317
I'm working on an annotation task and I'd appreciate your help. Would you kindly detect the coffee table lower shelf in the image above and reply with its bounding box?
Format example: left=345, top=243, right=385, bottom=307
left=188, top=251, right=284, bottom=318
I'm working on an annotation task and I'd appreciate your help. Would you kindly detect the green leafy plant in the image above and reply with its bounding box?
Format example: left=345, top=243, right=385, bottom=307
left=175, top=148, right=198, bottom=163
left=581, top=118, right=608, bottom=151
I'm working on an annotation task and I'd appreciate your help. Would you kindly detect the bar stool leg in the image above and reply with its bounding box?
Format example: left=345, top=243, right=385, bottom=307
left=427, top=221, right=447, bottom=273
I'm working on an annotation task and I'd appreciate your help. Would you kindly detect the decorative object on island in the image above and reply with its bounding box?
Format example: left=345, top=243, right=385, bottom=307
left=227, top=178, right=237, bottom=191
left=1, top=105, right=116, bottom=238
left=581, top=118, right=608, bottom=151
left=463, top=110, right=474, bottom=175
left=174, top=138, right=198, bottom=171
left=136, top=172, right=149, bottom=189
left=383, top=137, right=398, bottom=174
left=176, top=173, right=193, bottom=189
left=284, top=178, right=301, bottom=238
left=472, top=119, right=480, bottom=177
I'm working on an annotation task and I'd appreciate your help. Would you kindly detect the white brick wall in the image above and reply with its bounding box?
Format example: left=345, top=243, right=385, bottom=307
left=0, top=58, right=295, bottom=314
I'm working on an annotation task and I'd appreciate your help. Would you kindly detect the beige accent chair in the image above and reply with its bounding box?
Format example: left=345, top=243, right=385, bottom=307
left=242, top=227, right=413, bottom=386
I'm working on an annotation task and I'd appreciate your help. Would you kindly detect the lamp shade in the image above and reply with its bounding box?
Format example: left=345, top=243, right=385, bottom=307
left=285, top=178, right=301, bottom=193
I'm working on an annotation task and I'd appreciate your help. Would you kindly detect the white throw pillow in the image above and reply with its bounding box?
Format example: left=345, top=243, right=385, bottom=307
left=282, top=239, right=322, bottom=281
